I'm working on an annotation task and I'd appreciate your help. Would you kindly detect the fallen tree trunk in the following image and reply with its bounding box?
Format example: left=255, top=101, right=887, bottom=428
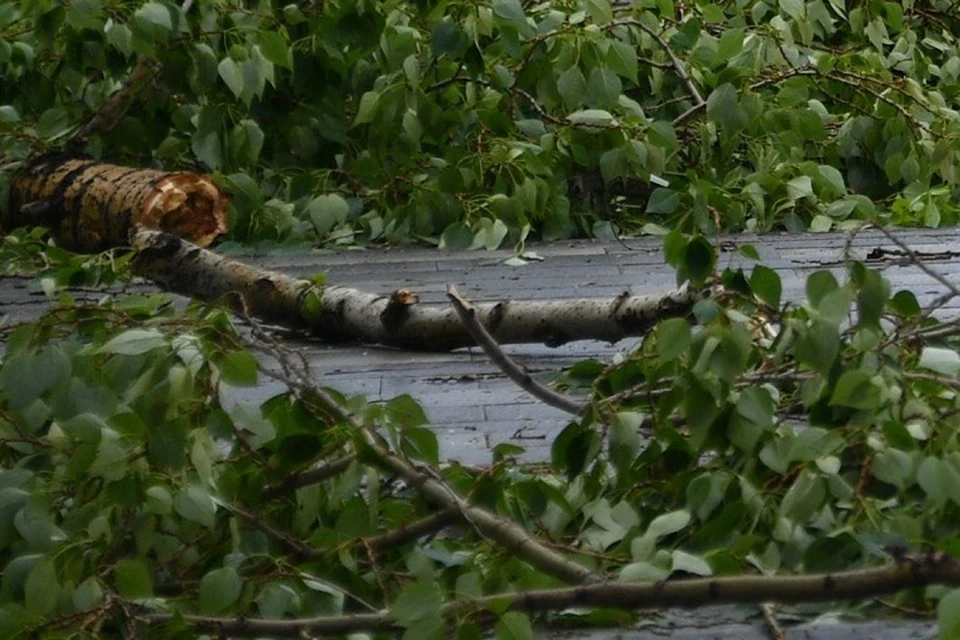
left=131, top=229, right=703, bottom=350
left=7, top=155, right=228, bottom=252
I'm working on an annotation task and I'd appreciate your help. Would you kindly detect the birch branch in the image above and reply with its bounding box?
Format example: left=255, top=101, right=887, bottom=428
left=142, top=555, right=960, bottom=637
left=447, top=284, right=586, bottom=414
left=249, top=335, right=601, bottom=585
left=130, top=229, right=703, bottom=350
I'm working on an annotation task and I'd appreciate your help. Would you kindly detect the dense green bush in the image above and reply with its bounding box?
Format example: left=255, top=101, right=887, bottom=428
left=1, top=0, right=959, bottom=247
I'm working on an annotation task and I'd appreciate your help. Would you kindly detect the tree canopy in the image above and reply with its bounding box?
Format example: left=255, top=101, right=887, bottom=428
left=2, top=0, right=959, bottom=247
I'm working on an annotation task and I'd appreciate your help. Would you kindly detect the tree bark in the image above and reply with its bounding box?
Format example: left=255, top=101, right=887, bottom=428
left=7, top=155, right=228, bottom=252
left=131, top=228, right=702, bottom=350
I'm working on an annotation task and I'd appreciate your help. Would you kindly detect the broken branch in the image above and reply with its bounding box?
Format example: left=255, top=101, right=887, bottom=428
left=447, top=283, right=586, bottom=414
left=131, top=229, right=703, bottom=350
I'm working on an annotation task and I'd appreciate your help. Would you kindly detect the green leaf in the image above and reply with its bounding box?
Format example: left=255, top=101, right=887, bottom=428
left=716, top=28, right=745, bottom=62
left=779, top=0, right=805, bottom=20
left=402, top=109, right=422, bottom=145
left=864, top=17, right=888, bottom=51
left=671, top=550, right=712, bottom=576
left=258, top=31, right=293, bottom=69
left=655, top=318, right=691, bottom=362
left=706, top=84, right=742, bottom=131
left=610, top=411, right=643, bottom=470
left=389, top=581, right=443, bottom=625
left=939, top=589, right=960, bottom=637
left=0, top=105, right=20, bottom=123
left=174, top=486, right=217, bottom=528
left=307, top=194, right=350, bottom=237
left=750, top=265, right=781, bottom=307
left=787, top=176, right=814, bottom=200
left=25, top=559, right=59, bottom=615
left=145, top=485, right=173, bottom=515
left=218, top=58, right=245, bottom=99
left=809, top=215, right=832, bottom=232
left=353, top=90, right=380, bottom=126
left=566, top=109, right=615, bottom=126
left=829, top=370, right=879, bottom=409
left=557, top=66, right=587, bottom=109
left=35, top=107, right=70, bottom=139
left=219, top=350, right=259, bottom=386
left=683, top=236, right=715, bottom=286
left=492, top=0, right=527, bottom=27
left=199, top=567, right=242, bottom=613
left=818, top=165, right=846, bottom=194
left=918, top=347, right=960, bottom=376
left=917, top=457, right=956, bottom=506
left=440, top=222, right=475, bottom=250
left=73, top=577, right=104, bottom=611
left=645, top=509, right=690, bottom=539
left=779, top=470, right=825, bottom=522
left=106, top=22, right=133, bottom=57
left=497, top=611, right=534, bottom=640
left=1, top=346, right=71, bottom=410
left=402, top=427, right=440, bottom=464
left=586, top=67, right=622, bottom=108
left=805, top=270, right=839, bottom=309
left=584, top=0, right=614, bottom=23
left=135, top=2, right=173, bottom=33
left=607, top=40, right=638, bottom=83
left=192, top=130, right=222, bottom=170
left=256, top=582, right=300, bottom=618
left=872, top=449, right=914, bottom=489
left=97, top=328, right=166, bottom=355
left=403, top=55, right=420, bottom=86
left=795, top=321, right=839, bottom=375
left=646, top=188, right=678, bottom=214
left=114, top=558, right=153, bottom=598
left=599, top=148, right=622, bottom=183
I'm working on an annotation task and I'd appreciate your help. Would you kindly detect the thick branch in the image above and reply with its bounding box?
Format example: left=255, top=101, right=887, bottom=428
left=248, top=336, right=601, bottom=585
left=314, top=385, right=602, bottom=585
left=130, top=229, right=702, bottom=350
left=141, top=556, right=960, bottom=636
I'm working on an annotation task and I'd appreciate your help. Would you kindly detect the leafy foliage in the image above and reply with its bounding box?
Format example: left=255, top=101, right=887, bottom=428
left=1, top=232, right=960, bottom=636
left=2, top=0, right=960, bottom=247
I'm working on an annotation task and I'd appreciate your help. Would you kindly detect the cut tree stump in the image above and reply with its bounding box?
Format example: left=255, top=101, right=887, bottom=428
left=6, top=155, right=228, bottom=252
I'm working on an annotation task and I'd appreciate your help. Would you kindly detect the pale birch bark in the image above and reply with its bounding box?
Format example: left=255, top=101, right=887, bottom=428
left=131, top=229, right=703, bottom=350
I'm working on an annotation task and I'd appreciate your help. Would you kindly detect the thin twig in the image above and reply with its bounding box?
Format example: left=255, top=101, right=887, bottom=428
left=262, top=453, right=356, bottom=499
left=614, top=17, right=704, bottom=106
left=69, top=57, right=161, bottom=149
left=227, top=503, right=322, bottom=561
left=447, top=284, right=586, bottom=415
left=759, top=602, right=787, bottom=640
left=364, top=510, right=460, bottom=551
left=873, top=226, right=960, bottom=299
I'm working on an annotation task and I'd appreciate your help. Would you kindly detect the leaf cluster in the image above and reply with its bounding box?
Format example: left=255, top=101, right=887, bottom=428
left=2, top=0, right=960, bottom=246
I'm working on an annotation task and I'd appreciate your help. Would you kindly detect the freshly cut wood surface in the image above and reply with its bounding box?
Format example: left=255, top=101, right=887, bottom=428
left=7, top=155, right=228, bottom=251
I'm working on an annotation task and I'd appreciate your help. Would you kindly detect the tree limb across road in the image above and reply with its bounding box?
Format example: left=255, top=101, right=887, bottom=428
left=130, top=228, right=704, bottom=350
